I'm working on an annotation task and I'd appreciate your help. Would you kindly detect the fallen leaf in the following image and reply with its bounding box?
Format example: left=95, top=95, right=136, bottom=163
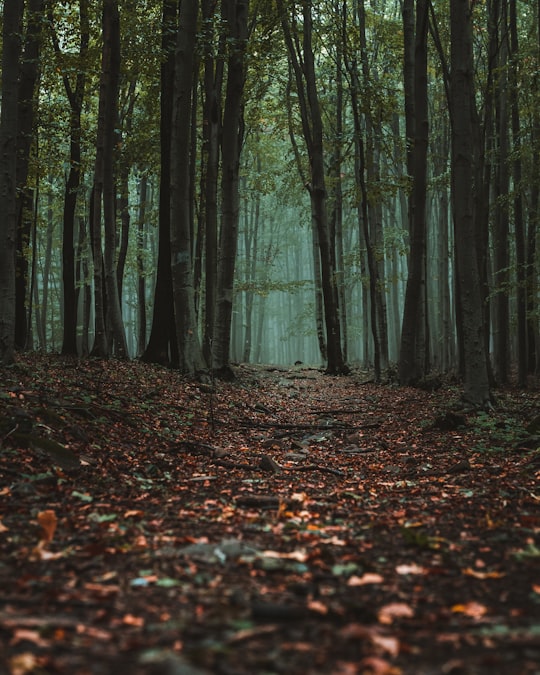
left=450, top=601, right=488, bottom=618
left=378, top=602, right=414, bottom=624
left=347, top=573, right=384, bottom=586
left=396, top=563, right=425, bottom=575
left=9, top=652, right=39, bottom=675
left=462, top=567, right=505, bottom=579
left=261, top=549, right=308, bottom=562
left=37, top=509, right=57, bottom=544
left=122, top=613, right=145, bottom=627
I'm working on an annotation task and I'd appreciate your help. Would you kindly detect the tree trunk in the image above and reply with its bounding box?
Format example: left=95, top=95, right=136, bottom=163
left=137, top=174, right=148, bottom=356
left=450, top=0, right=491, bottom=406
left=15, top=0, right=44, bottom=351
left=101, top=0, right=128, bottom=357
left=212, top=0, right=249, bottom=378
left=508, top=0, right=527, bottom=385
left=0, top=0, right=23, bottom=364
left=142, top=0, right=178, bottom=366
left=399, top=0, right=429, bottom=385
left=492, top=0, right=510, bottom=384
left=279, top=0, right=347, bottom=375
left=170, top=0, right=206, bottom=375
left=48, top=0, right=89, bottom=356
left=201, top=0, right=224, bottom=364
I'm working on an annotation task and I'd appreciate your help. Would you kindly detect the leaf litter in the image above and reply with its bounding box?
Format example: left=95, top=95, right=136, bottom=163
left=0, top=354, right=538, bottom=674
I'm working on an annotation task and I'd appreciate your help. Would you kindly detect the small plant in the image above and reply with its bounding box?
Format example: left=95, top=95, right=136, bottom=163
left=471, top=411, right=525, bottom=453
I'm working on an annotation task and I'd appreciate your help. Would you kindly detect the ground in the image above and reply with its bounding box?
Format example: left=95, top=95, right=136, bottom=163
left=0, top=354, right=538, bottom=675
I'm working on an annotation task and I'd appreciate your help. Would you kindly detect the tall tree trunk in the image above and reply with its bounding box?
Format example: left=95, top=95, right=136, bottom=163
left=279, top=0, right=347, bottom=375
left=142, top=0, right=178, bottom=366
left=137, top=174, right=148, bottom=356
left=508, top=0, right=527, bottom=385
left=212, top=0, right=249, bottom=378
left=399, top=0, right=429, bottom=385
left=492, top=0, right=510, bottom=384
left=201, top=0, right=223, bottom=364
left=0, top=0, right=23, bottom=365
left=450, top=0, right=491, bottom=406
left=15, top=0, right=44, bottom=350
left=170, top=0, right=206, bottom=374
left=49, top=0, right=89, bottom=356
left=101, top=0, right=127, bottom=357
left=342, top=2, right=379, bottom=377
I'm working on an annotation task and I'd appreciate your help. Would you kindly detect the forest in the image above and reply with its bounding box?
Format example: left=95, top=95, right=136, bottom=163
left=1, top=3, right=539, bottom=673
left=0, top=0, right=539, bottom=406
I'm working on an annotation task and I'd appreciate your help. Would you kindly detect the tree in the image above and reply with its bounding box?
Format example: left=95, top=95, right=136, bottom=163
left=15, top=0, right=45, bottom=350
left=278, top=0, right=348, bottom=375
left=0, top=0, right=24, bottom=364
left=200, top=0, right=224, bottom=365
left=212, top=0, right=250, bottom=378
left=170, top=0, right=206, bottom=374
left=49, top=0, right=89, bottom=356
left=142, top=0, right=177, bottom=366
left=450, top=0, right=491, bottom=406
left=398, top=0, right=429, bottom=385
left=91, top=0, right=128, bottom=357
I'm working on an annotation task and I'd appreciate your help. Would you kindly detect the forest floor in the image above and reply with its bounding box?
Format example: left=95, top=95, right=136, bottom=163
left=0, top=354, right=539, bottom=675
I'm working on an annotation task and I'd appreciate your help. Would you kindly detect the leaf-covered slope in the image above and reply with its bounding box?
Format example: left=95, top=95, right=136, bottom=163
left=0, top=355, right=538, bottom=674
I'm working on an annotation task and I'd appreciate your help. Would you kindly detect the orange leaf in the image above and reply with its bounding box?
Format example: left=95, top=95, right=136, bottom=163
left=37, top=510, right=57, bottom=544
left=122, top=613, right=145, bottom=627
left=462, top=567, right=505, bottom=579
left=451, top=601, right=488, bottom=618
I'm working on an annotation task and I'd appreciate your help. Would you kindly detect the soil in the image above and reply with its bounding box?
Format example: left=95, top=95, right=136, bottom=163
left=0, top=354, right=538, bottom=675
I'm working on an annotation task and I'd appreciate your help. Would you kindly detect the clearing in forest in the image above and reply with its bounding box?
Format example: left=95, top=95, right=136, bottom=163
left=0, top=355, right=538, bottom=674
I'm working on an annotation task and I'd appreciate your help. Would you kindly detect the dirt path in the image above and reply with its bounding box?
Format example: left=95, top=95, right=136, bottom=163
left=0, top=356, right=538, bottom=674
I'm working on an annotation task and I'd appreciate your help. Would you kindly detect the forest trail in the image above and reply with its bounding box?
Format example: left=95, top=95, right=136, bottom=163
left=0, top=355, right=538, bottom=674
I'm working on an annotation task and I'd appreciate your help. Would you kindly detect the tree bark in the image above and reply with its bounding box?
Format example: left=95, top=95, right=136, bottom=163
left=49, top=0, right=89, bottom=356
left=170, top=0, right=206, bottom=374
left=450, top=0, right=491, bottom=406
left=201, top=0, right=223, bottom=364
left=212, top=0, right=249, bottom=378
left=279, top=0, right=347, bottom=375
left=15, top=0, right=45, bottom=350
left=0, top=0, right=24, bottom=364
left=399, top=0, right=429, bottom=385
left=142, top=0, right=178, bottom=366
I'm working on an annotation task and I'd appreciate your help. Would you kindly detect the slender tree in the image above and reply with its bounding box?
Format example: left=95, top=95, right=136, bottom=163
left=0, top=0, right=24, bottom=364
left=212, top=0, right=250, bottom=378
left=201, top=0, right=224, bottom=364
left=170, top=0, right=206, bottom=374
left=399, top=0, right=429, bottom=385
left=15, top=0, right=45, bottom=350
left=142, top=0, right=178, bottom=366
left=450, top=0, right=491, bottom=406
left=278, top=0, right=347, bottom=375
left=49, top=0, right=89, bottom=356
